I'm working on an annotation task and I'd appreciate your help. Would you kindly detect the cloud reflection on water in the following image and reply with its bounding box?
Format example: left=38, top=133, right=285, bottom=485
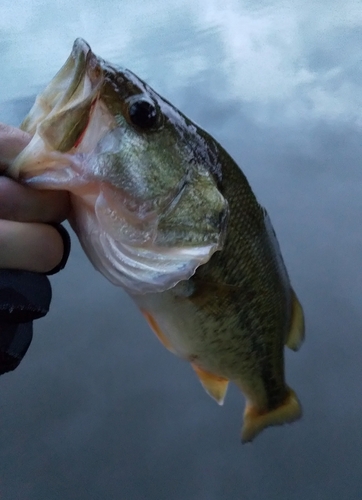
left=1, top=1, right=362, bottom=499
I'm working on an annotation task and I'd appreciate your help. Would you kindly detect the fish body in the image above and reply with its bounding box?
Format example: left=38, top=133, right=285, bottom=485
left=10, top=39, right=304, bottom=441
left=134, top=150, right=304, bottom=443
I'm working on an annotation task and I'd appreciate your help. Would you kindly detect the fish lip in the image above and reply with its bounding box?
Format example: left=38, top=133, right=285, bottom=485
left=71, top=38, right=92, bottom=59
left=70, top=38, right=103, bottom=89
left=71, top=38, right=102, bottom=84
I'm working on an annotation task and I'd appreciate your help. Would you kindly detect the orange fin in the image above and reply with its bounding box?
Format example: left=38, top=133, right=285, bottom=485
left=241, top=387, right=302, bottom=443
left=191, top=363, right=229, bottom=405
left=141, top=309, right=174, bottom=352
left=285, top=290, right=305, bottom=351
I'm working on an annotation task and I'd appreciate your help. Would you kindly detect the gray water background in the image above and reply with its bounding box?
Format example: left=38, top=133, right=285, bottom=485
left=1, top=1, right=362, bottom=498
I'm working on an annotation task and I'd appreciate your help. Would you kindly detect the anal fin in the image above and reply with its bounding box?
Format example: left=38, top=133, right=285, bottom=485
left=191, top=363, right=229, bottom=405
left=241, top=387, right=302, bottom=443
left=285, top=289, right=305, bottom=351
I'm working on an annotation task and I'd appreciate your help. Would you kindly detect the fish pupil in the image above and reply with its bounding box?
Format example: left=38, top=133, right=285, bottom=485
left=128, top=99, right=157, bottom=129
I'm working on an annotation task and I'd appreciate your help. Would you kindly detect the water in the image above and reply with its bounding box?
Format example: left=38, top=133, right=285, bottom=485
left=1, top=1, right=362, bottom=498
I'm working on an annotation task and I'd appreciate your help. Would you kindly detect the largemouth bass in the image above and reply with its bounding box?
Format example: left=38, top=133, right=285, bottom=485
left=9, top=39, right=304, bottom=442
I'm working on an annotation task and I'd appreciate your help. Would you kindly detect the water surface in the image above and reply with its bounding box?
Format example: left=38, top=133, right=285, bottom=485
left=1, top=1, right=362, bottom=499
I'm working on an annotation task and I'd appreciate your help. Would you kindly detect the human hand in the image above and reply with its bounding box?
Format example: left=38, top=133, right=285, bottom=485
left=0, top=122, right=71, bottom=375
left=0, top=123, right=70, bottom=273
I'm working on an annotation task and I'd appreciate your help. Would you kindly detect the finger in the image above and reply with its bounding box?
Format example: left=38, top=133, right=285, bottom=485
left=0, top=124, right=31, bottom=167
left=0, top=220, right=65, bottom=273
left=0, top=177, right=70, bottom=223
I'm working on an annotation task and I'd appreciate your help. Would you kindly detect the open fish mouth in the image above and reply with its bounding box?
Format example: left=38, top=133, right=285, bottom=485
left=10, top=39, right=117, bottom=190
left=9, top=39, right=228, bottom=295
left=20, top=39, right=105, bottom=149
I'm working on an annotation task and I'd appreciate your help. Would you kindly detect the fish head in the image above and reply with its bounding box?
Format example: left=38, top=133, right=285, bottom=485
left=11, top=39, right=229, bottom=294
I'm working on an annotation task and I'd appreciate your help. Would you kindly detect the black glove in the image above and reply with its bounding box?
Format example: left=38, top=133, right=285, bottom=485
left=0, top=270, right=51, bottom=374
left=0, top=224, right=71, bottom=375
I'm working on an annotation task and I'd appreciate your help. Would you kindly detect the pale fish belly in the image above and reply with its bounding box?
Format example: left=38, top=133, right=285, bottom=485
left=133, top=284, right=201, bottom=360
left=131, top=280, right=262, bottom=381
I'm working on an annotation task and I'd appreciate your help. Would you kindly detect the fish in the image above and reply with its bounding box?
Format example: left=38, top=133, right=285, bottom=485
left=9, top=38, right=305, bottom=442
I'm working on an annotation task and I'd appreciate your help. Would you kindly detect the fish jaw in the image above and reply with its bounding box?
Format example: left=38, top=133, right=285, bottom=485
left=20, top=39, right=101, bottom=137
left=10, top=39, right=109, bottom=183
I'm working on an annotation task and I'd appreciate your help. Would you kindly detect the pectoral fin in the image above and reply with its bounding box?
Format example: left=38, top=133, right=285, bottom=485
left=285, top=289, right=305, bottom=352
left=191, top=363, right=229, bottom=405
left=141, top=309, right=175, bottom=352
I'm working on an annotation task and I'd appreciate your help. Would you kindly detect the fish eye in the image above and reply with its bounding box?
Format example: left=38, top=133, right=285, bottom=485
left=128, top=99, right=158, bottom=130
